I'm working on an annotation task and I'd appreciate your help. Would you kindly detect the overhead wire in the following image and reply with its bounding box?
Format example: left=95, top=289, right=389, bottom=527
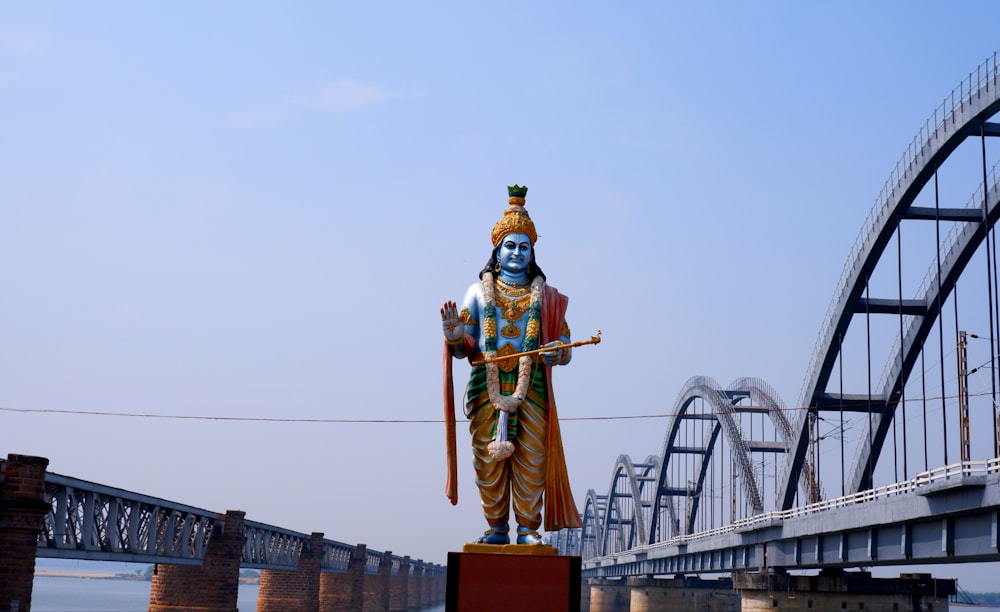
left=1, top=388, right=994, bottom=423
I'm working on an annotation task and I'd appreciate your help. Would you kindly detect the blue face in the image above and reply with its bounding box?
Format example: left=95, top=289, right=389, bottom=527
left=497, top=233, right=533, bottom=276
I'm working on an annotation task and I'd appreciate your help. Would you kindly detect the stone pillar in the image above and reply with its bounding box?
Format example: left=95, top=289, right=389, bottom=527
left=408, top=560, right=424, bottom=610
left=319, top=543, right=367, bottom=612
left=420, top=564, right=433, bottom=606
left=257, top=531, right=324, bottom=612
left=423, top=565, right=433, bottom=606
left=627, top=575, right=738, bottom=612
left=589, top=578, right=630, bottom=612
left=0, top=454, right=50, bottom=612
left=734, top=569, right=956, bottom=612
left=434, top=564, right=446, bottom=605
left=580, top=578, right=591, bottom=612
left=389, top=555, right=410, bottom=611
left=437, top=564, right=447, bottom=604
left=149, top=509, right=246, bottom=612
left=363, top=550, right=392, bottom=612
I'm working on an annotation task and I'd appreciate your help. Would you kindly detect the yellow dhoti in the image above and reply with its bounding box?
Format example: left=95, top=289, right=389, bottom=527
left=466, top=362, right=548, bottom=529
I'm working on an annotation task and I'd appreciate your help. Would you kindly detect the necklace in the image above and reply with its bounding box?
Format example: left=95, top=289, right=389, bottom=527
left=481, top=273, right=542, bottom=398
left=494, top=287, right=532, bottom=322
left=495, top=276, right=531, bottom=296
left=480, top=272, right=543, bottom=461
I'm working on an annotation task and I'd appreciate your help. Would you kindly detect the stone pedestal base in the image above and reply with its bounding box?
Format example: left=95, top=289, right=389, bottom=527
left=462, top=542, right=558, bottom=555
left=446, top=550, right=581, bottom=611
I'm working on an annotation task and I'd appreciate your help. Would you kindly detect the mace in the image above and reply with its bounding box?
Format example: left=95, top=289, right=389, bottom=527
left=468, top=331, right=602, bottom=367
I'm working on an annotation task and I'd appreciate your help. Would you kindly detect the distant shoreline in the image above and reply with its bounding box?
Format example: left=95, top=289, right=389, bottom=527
left=35, top=571, right=124, bottom=579
left=35, top=571, right=260, bottom=584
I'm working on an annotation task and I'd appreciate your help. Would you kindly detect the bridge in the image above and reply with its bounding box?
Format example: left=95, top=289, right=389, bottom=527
left=7, top=48, right=1000, bottom=612
left=561, top=51, right=1000, bottom=608
left=0, top=453, right=446, bottom=611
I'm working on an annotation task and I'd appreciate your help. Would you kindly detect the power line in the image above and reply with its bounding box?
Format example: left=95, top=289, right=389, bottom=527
left=0, top=404, right=671, bottom=423
left=0, top=389, right=989, bottom=424
left=0, top=405, right=440, bottom=424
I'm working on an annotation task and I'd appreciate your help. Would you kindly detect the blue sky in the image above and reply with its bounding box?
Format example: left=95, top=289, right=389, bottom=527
left=3, top=1, right=1000, bottom=591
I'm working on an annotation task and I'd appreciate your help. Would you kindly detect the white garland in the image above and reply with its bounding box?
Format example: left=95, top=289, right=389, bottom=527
left=482, top=273, right=543, bottom=461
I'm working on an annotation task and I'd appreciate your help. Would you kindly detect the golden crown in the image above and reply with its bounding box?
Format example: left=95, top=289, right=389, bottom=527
left=491, top=185, right=537, bottom=247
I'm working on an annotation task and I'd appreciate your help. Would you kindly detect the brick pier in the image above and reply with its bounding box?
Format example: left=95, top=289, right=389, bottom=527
left=149, top=510, right=246, bottom=612
left=0, top=454, right=51, bottom=612
left=258, top=531, right=325, bottom=611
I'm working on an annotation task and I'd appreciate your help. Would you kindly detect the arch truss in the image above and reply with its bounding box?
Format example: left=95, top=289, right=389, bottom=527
left=580, top=52, right=1000, bottom=560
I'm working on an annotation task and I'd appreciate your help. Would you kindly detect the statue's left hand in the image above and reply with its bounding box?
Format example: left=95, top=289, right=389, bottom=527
left=540, top=341, right=565, bottom=366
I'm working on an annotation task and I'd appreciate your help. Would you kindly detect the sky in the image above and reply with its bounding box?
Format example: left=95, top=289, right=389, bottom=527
left=3, top=0, right=1000, bottom=593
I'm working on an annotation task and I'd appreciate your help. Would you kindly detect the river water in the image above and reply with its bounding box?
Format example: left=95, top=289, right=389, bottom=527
left=30, top=577, right=258, bottom=612
left=29, top=576, right=447, bottom=612
left=26, top=575, right=998, bottom=611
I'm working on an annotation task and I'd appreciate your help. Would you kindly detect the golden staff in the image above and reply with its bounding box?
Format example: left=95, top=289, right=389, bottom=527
left=469, top=331, right=602, bottom=366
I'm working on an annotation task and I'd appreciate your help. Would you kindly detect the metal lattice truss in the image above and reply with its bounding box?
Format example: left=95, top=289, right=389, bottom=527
left=365, top=548, right=386, bottom=574
left=38, top=472, right=421, bottom=574
left=40, top=472, right=219, bottom=565
left=242, top=521, right=306, bottom=569
left=320, top=541, right=355, bottom=572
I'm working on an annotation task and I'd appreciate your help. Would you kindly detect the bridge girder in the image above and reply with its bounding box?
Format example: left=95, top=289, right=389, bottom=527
left=599, top=454, right=660, bottom=555
left=784, top=63, right=1000, bottom=510
left=648, top=376, right=795, bottom=542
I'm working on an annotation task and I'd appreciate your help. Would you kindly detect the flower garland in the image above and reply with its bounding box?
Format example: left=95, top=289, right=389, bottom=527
left=481, top=272, right=543, bottom=461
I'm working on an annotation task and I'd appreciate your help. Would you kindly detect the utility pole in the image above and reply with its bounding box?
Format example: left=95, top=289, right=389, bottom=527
left=808, top=411, right=820, bottom=504
left=957, top=330, right=971, bottom=463
left=685, top=480, right=694, bottom=535
left=731, top=458, right=737, bottom=521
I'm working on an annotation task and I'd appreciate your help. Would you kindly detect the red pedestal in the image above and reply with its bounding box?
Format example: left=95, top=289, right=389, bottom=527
left=446, top=551, right=581, bottom=612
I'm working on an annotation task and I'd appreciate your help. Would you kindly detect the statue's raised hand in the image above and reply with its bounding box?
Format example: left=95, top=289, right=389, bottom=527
left=441, top=300, right=464, bottom=345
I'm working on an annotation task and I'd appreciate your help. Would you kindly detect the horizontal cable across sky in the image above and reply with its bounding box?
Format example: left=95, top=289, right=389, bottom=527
left=0, top=389, right=985, bottom=423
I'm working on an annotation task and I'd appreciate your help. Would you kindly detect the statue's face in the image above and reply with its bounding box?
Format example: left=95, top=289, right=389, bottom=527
left=497, top=233, right=533, bottom=275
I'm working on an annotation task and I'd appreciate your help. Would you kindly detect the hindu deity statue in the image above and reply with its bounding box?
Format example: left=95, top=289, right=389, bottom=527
left=441, top=185, right=582, bottom=545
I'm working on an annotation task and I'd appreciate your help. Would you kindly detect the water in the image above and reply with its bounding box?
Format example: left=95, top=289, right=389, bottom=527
left=29, top=576, right=259, bottom=612
left=29, top=576, right=446, bottom=612
left=25, top=577, right=996, bottom=611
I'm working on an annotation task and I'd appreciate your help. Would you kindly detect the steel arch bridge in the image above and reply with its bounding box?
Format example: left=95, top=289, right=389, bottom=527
left=580, top=52, right=1000, bottom=566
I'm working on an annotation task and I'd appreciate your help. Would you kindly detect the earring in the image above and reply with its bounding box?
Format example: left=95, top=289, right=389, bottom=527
left=494, top=262, right=501, bottom=273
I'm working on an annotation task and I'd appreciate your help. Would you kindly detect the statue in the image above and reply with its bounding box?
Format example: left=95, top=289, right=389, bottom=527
left=441, top=185, right=583, bottom=546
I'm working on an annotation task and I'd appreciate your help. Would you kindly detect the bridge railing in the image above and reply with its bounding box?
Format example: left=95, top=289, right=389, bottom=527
left=242, top=520, right=307, bottom=569
left=39, top=471, right=428, bottom=573
left=320, top=539, right=355, bottom=572
left=913, top=459, right=999, bottom=483
left=589, top=458, right=1000, bottom=561
left=366, top=547, right=383, bottom=574
left=40, top=471, right=220, bottom=565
